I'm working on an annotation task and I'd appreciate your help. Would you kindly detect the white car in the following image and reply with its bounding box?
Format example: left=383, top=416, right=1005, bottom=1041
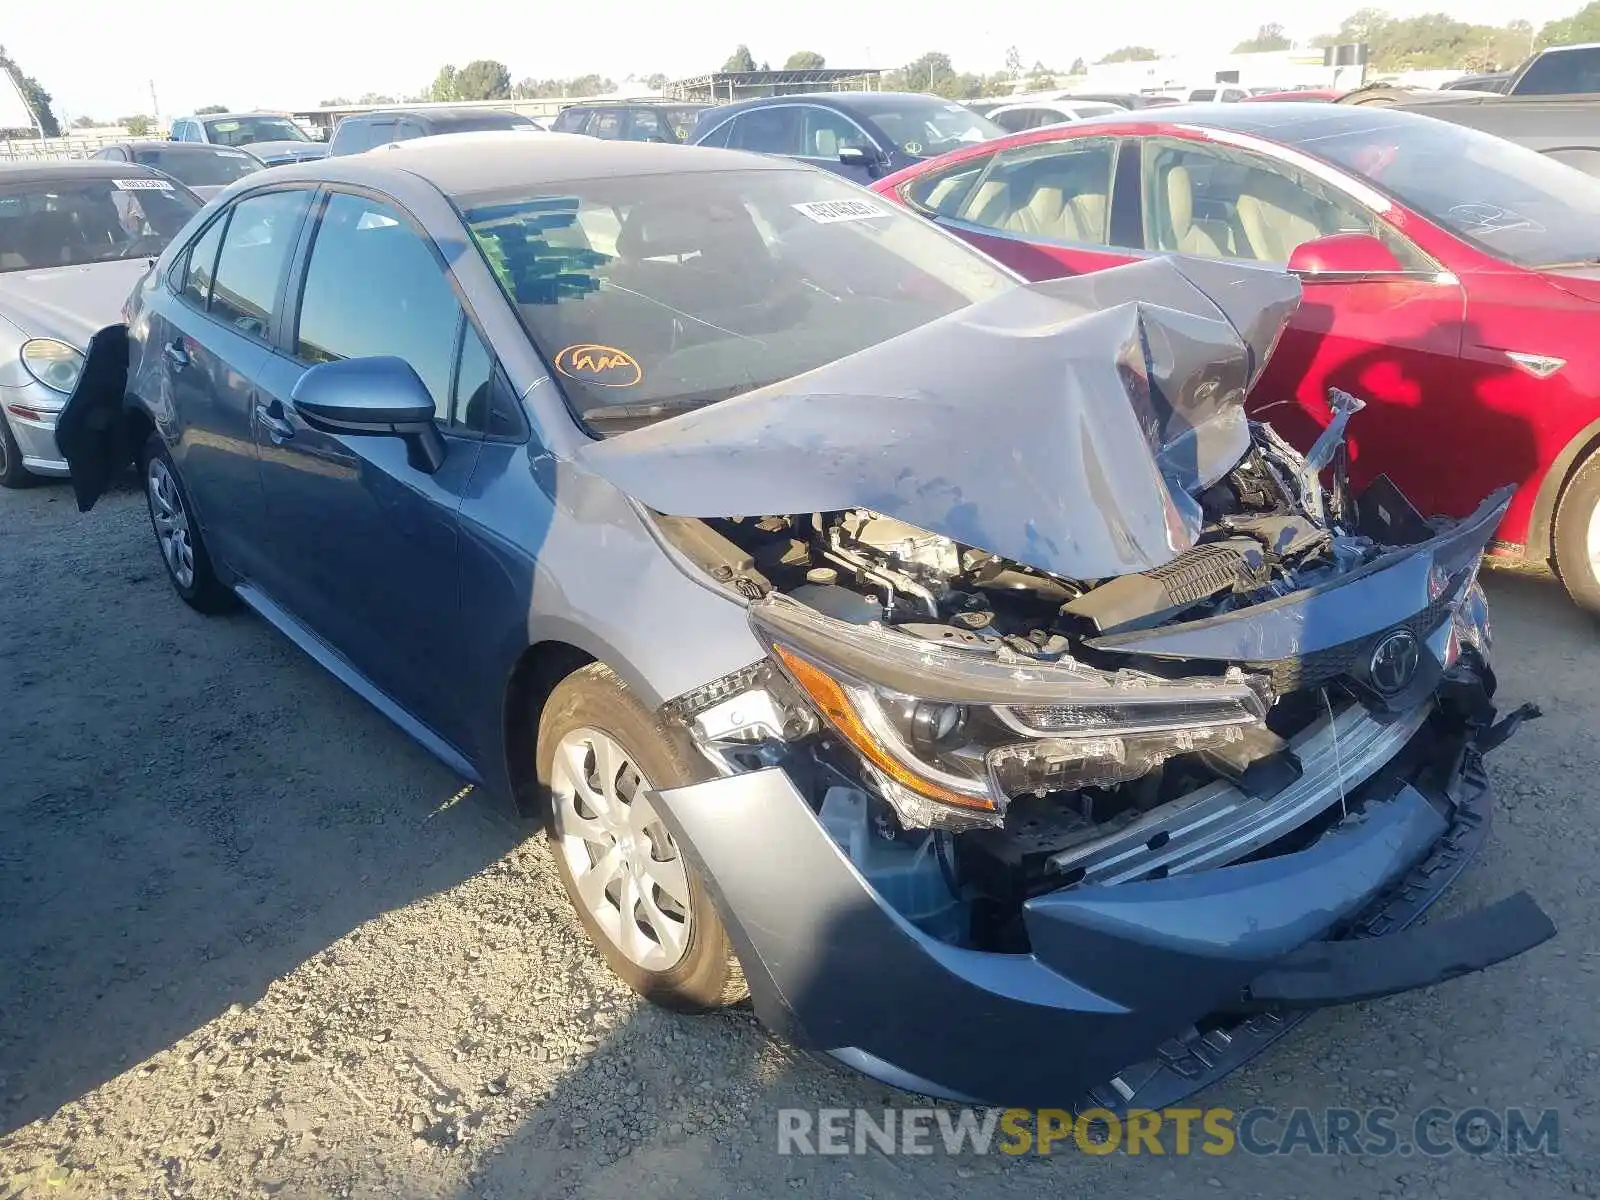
left=0, top=161, right=202, bottom=487
left=984, top=100, right=1126, bottom=134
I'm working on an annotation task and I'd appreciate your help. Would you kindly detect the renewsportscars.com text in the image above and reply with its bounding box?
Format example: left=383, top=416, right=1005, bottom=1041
left=776, top=1106, right=1561, bottom=1157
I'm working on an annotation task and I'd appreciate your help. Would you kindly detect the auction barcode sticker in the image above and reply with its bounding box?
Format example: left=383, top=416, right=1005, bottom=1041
left=793, top=199, right=888, bottom=224
left=111, top=178, right=175, bottom=190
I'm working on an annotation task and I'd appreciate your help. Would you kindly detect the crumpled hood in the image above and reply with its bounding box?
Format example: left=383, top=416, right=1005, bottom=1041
left=577, top=255, right=1301, bottom=582
left=0, top=258, right=151, bottom=348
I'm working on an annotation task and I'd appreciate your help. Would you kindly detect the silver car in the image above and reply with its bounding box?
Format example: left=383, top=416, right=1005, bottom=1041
left=0, top=161, right=202, bottom=487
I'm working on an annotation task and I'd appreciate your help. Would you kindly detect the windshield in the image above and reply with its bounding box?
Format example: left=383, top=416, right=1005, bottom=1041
left=849, top=97, right=1002, bottom=157
left=204, top=116, right=308, bottom=146
left=0, top=176, right=200, bottom=272
left=462, top=167, right=1013, bottom=432
left=1294, top=115, right=1600, bottom=268
left=134, top=147, right=261, bottom=186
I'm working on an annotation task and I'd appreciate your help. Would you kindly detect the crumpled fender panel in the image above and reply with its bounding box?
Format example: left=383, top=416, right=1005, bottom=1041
left=577, top=257, right=1301, bottom=582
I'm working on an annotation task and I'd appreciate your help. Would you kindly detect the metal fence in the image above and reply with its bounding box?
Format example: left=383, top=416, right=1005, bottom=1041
left=0, top=133, right=127, bottom=163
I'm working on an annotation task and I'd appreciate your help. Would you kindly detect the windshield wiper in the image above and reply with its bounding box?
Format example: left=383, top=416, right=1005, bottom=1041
left=582, top=398, right=717, bottom=426
left=1532, top=258, right=1600, bottom=271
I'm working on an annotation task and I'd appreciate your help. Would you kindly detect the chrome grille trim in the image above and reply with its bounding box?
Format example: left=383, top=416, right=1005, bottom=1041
left=1046, top=701, right=1433, bottom=887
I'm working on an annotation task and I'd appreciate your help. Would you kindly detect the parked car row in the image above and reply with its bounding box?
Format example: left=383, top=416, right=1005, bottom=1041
left=0, top=105, right=1567, bottom=1112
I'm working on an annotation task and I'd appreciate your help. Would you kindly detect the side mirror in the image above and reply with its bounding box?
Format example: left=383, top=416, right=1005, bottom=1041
left=1288, top=232, right=1405, bottom=277
left=291, top=356, right=445, bottom=473
left=838, top=144, right=884, bottom=177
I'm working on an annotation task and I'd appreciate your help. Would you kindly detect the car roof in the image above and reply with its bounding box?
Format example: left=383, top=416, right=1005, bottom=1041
left=345, top=106, right=532, bottom=126
left=1062, top=101, right=1431, bottom=141
left=177, top=111, right=289, bottom=120
left=565, top=99, right=706, bottom=108
left=702, top=90, right=945, bottom=117
left=264, top=130, right=792, bottom=195
left=116, top=140, right=257, bottom=153
left=0, top=160, right=174, bottom=183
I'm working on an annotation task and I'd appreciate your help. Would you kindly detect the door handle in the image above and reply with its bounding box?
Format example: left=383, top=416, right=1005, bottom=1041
left=163, top=339, right=190, bottom=369
left=254, top=401, right=295, bottom=442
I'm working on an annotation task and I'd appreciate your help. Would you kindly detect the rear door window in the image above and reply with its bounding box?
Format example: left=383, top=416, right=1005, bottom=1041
left=730, top=107, right=803, bottom=155
left=954, top=137, right=1117, bottom=246
left=207, top=189, right=315, bottom=339
left=901, top=154, right=995, bottom=218
left=179, top=216, right=227, bottom=308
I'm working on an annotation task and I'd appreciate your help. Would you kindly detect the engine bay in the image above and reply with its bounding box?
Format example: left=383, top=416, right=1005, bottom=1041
left=654, top=410, right=1498, bottom=952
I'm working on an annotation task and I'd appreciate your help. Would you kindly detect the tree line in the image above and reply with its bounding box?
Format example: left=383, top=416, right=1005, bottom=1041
left=14, top=2, right=1600, bottom=138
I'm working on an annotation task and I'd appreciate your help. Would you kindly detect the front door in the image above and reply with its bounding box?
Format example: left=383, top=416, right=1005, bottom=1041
left=1136, top=135, right=1468, bottom=504
left=249, top=189, right=485, bottom=739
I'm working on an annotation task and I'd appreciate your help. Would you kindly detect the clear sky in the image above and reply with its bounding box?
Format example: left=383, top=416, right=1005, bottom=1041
left=6, top=0, right=1580, bottom=122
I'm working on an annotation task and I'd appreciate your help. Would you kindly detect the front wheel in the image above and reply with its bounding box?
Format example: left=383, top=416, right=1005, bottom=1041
left=142, top=435, right=235, bottom=614
left=0, top=414, right=36, bottom=490
left=538, top=663, right=747, bottom=1012
left=1553, top=452, right=1600, bottom=615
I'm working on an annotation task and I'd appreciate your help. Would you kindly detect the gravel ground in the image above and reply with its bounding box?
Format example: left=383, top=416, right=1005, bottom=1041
left=0, top=479, right=1595, bottom=1200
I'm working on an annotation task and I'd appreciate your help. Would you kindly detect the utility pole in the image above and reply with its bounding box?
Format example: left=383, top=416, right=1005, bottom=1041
left=149, top=79, right=160, bottom=126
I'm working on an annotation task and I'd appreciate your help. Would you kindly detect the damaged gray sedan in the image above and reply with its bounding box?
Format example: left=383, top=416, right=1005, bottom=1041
left=56, top=135, right=1554, bottom=1109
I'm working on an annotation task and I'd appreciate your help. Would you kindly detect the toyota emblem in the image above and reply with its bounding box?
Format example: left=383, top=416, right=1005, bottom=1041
left=1369, top=629, right=1420, bottom=696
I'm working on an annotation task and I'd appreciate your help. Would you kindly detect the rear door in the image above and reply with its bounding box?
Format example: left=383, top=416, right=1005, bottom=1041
left=248, top=188, right=487, bottom=734
left=139, top=186, right=316, bottom=576
left=915, top=134, right=1136, bottom=278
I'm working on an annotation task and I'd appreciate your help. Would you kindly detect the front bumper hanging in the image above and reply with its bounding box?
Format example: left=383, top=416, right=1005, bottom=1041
left=653, top=722, right=1555, bottom=1111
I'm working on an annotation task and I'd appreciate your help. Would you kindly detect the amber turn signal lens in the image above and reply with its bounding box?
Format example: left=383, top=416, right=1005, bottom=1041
left=772, top=644, right=996, bottom=813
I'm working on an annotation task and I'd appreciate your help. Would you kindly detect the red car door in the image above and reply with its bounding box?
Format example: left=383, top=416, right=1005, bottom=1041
left=1135, top=134, right=1471, bottom=517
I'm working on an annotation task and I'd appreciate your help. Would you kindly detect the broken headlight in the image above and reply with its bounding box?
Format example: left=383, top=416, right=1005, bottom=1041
left=750, top=596, right=1270, bottom=830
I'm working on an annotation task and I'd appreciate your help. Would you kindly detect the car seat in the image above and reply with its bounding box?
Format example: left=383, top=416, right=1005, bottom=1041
left=1164, top=164, right=1234, bottom=257
left=1235, top=171, right=1325, bottom=263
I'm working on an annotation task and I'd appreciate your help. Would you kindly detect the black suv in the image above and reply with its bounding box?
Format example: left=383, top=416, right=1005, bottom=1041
left=549, top=102, right=706, bottom=143
left=327, top=107, right=541, bottom=157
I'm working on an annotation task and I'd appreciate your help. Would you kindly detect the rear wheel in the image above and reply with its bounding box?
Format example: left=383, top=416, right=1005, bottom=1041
left=141, top=434, right=234, bottom=614
left=538, top=663, right=746, bottom=1012
left=0, top=414, right=36, bottom=490
left=1553, top=452, right=1600, bottom=615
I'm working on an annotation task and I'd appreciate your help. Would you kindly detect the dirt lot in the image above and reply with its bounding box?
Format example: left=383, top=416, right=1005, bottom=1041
left=0, top=479, right=1595, bottom=1200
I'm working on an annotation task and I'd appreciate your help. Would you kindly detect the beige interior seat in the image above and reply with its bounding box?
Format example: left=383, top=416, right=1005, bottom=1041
left=1164, top=165, right=1233, bottom=257
left=1235, top=173, right=1324, bottom=262
left=813, top=128, right=839, bottom=158
left=967, top=169, right=1107, bottom=244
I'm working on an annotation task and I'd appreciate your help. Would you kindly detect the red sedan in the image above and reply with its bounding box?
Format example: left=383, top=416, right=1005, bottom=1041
left=871, top=103, right=1600, bottom=610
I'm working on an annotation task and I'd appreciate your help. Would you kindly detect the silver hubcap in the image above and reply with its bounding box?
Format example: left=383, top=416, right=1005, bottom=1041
left=148, top=459, right=195, bottom=589
left=550, top=727, right=692, bottom=972
left=1587, top=499, right=1600, bottom=579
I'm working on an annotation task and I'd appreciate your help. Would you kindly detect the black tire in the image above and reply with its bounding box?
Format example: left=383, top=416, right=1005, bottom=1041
left=538, top=662, right=747, bottom=1012
left=140, top=434, right=235, bottom=614
left=1554, top=453, right=1600, bottom=615
left=0, top=414, right=36, bottom=490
